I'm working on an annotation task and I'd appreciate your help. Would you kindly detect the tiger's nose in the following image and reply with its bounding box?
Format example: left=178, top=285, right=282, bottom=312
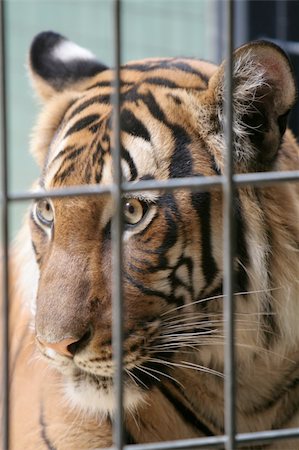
left=36, top=328, right=93, bottom=357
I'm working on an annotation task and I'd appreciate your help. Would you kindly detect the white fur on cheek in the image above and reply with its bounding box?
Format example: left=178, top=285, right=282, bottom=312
left=52, top=40, right=96, bottom=63
left=65, top=379, right=146, bottom=418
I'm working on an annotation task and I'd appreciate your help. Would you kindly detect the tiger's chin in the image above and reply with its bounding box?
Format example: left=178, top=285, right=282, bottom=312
left=64, top=370, right=147, bottom=418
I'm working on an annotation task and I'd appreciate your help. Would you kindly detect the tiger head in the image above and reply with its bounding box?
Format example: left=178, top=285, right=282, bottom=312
left=24, top=31, right=298, bottom=420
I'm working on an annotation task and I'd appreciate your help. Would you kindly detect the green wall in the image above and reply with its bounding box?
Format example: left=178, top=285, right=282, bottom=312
left=5, top=0, right=218, bottom=237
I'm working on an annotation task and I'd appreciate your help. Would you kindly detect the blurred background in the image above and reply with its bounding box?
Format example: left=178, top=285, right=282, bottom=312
left=4, top=0, right=299, bottom=237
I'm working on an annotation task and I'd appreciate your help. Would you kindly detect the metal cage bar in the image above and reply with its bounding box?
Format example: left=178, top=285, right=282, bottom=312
left=6, top=170, right=299, bottom=202
left=0, top=0, right=10, bottom=449
left=1, top=0, right=299, bottom=449
left=223, top=1, right=236, bottom=449
left=112, top=1, right=124, bottom=449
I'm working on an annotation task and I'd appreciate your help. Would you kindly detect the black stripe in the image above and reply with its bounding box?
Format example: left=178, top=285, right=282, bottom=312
left=63, top=146, right=85, bottom=161
left=199, top=282, right=223, bottom=302
left=128, top=261, right=148, bottom=275
left=234, top=193, right=249, bottom=293
left=124, top=59, right=210, bottom=85
left=89, top=80, right=112, bottom=88
left=121, top=146, right=138, bottom=181
left=102, top=219, right=111, bottom=241
left=192, top=191, right=218, bottom=286
left=40, top=402, right=57, bottom=450
left=169, top=124, right=192, bottom=178
left=64, top=114, right=100, bottom=138
left=144, top=77, right=179, bottom=88
left=125, top=428, right=137, bottom=445
left=272, top=378, right=299, bottom=429
left=167, top=93, right=182, bottom=105
left=246, top=363, right=299, bottom=416
left=48, top=145, right=76, bottom=166
left=157, top=194, right=179, bottom=267
left=31, top=240, right=38, bottom=256
left=87, top=79, right=135, bottom=91
left=159, top=384, right=215, bottom=437
left=139, top=174, right=155, bottom=181
left=121, top=108, right=151, bottom=142
left=142, top=90, right=166, bottom=122
left=141, top=91, right=193, bottom=179
left=124, top=61, right=171, bottom=72
left=52, top=139, right=98, bottom=184
left=68, top=95, right=111, bottom=121
left=261, top=289, right=279, bottom=347
left=210, top=154, right=221, bottom=175
left=53, top=161, right=76, bottom=183
left=170, top=61, right=209, bottom=84
left=142, top=91, right=194, bottom=179
left=123, top=271, right=179, bottom=305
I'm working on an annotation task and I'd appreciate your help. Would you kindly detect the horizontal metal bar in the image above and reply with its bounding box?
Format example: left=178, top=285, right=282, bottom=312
left=123, top=436, right=226, bottom=450
left=237, top=427, right=299, bottom=446
left=7, top=184, right=114, bottom=201
left=95, top=424, right=299, bottom=450
left=122, top=175, right=222, bottom=193
left=115, top=170, right=299, bottom=193
left=96, top=434, right=226, bottom=450
left=5, top=170, right=299, bottom=202
left=233, top=170, right=299, bottom=186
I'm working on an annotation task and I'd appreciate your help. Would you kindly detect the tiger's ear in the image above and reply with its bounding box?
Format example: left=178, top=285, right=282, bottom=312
left=29, top=31, right=108, bottom=101
left=209, top=41, right=297, bottom=171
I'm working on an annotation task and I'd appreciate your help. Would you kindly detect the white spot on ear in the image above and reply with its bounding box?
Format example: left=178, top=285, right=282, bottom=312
left=52, top=40, right=96, bottom=63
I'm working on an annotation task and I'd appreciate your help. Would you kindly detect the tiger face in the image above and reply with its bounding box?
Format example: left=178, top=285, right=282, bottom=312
left=26, top=31, right=299, bottom=426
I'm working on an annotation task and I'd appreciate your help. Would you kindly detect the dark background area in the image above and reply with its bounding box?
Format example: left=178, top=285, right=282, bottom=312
left=248, top=0, right=299, bottom=136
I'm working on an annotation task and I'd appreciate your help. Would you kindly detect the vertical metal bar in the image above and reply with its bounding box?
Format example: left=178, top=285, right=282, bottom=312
left=0, top=0, right=9, bottom=449
left=112, top=1, right=124, bottom=450
left=223, top=1, right=236, bottom=450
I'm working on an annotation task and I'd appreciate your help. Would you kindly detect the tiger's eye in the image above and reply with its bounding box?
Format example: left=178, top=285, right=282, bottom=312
left=123, top=199, right=145, bottom=225
left=35, top=199, right=54, bottom=226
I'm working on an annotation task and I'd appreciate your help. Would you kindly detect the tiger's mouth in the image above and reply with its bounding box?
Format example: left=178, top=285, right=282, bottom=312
left=72, top=354, right=174, bottom=391
left=40, top=340, right=174, bottom=392
left=37, top=318, right=171, bottom=386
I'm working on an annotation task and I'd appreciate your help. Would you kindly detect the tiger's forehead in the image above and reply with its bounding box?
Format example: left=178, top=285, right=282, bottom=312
left=42, top=57, right=217, bottom=189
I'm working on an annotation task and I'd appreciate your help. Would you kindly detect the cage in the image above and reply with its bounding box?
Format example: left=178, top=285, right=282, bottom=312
left=1, top=1, right=299, bottom=449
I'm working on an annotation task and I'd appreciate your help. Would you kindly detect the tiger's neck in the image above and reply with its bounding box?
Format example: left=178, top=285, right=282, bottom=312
left=126, top=348, right=299, bottom=443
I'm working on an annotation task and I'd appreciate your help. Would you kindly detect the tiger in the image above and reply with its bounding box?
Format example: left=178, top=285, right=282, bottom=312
left=8, top=31, right=299, bottom=450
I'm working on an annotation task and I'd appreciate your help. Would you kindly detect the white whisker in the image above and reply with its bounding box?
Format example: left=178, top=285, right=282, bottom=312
left=126, top=368, right=149, bottom=389
left=148, top=357, right=224, bottom=379
left=140, top=365, right=185, bottom=388
left=162, top=286, right=283, bottom=317
left=134, top=365, right=160, bottom=382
